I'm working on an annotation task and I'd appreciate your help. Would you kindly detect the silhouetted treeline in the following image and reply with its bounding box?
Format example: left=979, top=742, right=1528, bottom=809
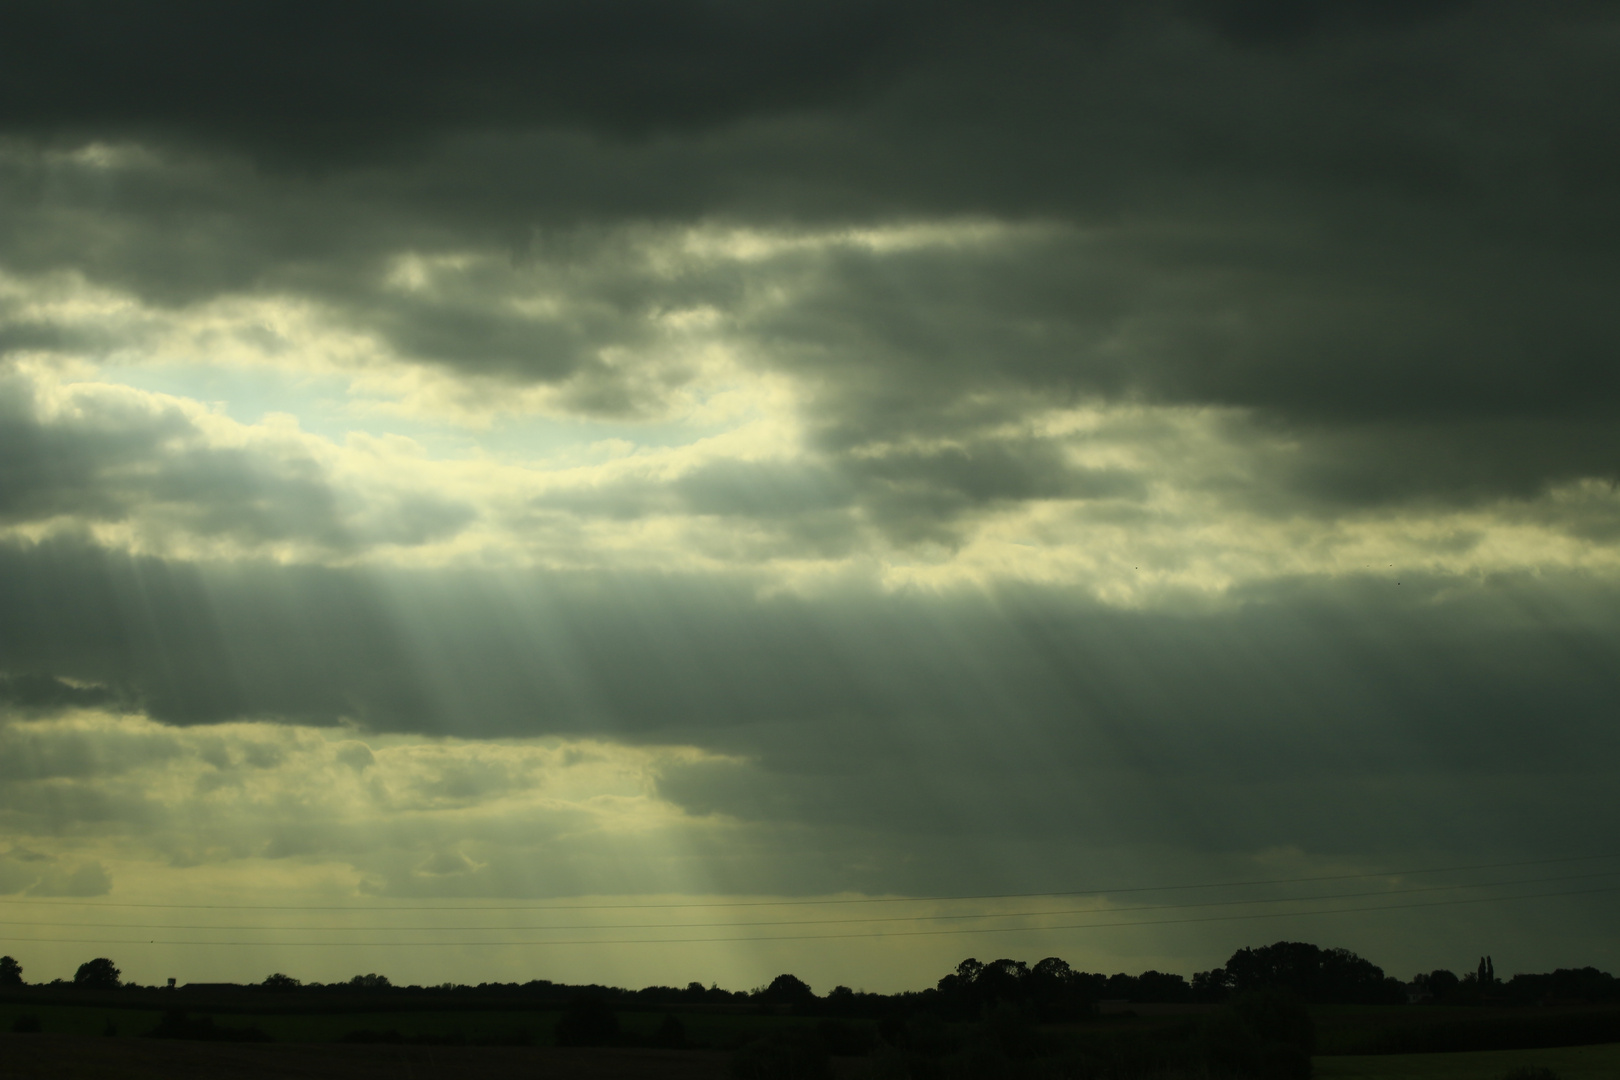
left=2, top=942, right=1614, bottom=1017
left=932, top=958, right=1200, bottom=1021
left=252, top=973, right=753, bottom=1007
left=1411, top=963, right=1620, bottom=1006
left=1193, top=942, right=1406, bottom=1005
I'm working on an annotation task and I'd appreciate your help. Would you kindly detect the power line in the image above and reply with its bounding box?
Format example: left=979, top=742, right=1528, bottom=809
left=1, top=870, right=1612, bottom=934
left=1, top=883, right=1614, bottom=948
left=0, top=851, right=1612, bottom=913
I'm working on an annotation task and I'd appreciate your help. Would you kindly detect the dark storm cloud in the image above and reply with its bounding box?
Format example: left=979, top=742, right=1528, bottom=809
left=846, top=441, right=1143, bottom=543
left=527, top=441, right=1136, bottom=551
left=3, top=537, right=1616, bottom=768
left=0, top=673, right=123, bottom=715
left=1, top=539, right=1616, bottom=893
left=1263, top=418, right=1620, bottom=510
left=2, top=1, right=1618, bottom=507
left=0, top=0, right=946, bottom=154
left=0, top=0, right=1480, bottom=156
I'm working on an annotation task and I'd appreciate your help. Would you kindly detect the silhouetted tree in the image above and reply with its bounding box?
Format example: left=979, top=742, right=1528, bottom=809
left=816, top=1017, right=875, bottom=1056
left=649, top=1012, right=686, bottom=1048
left=147, top=1010, right=272, bottom=1042
left=731, top=1027, right=830, bottom=1080
left=1028, top=957, right=1090, bottom=1019
left=1232, top=989, right=1316, bottom=1055
left=555, top=996, right=619, bottom=1046
left=1502, top=966, right=1620, bottom=1004
left=1069, top=970, right=1108, bottom=1001
left=824, top=984, right=856, bottom=1016
left=1193, top=966, right=1233, bottom=1001
left=0, top=955, right=22, bottom=986
left=975, top=959, right=1030, bottom=1005
left=1413, top=969, right=1460, bottom=1001
left=1202, top=990, right=1314, bottom=1080
left=260, top=973, right=301, bottom=990
left=1225, top=941, right=1401, bottom=1004
left=1135, top=970, right=1193, bottom=1003
left=934, top=958, right=983, bottom=1017
left=759, top=973, right=815, bottom=1006
left=1030, top=956, right=1071, bottom=987
left=348, top=973, right=390, bottom=989
left=74, top=958, right=120, bottom=989
left=1106, top=972, right=1140, bottom=999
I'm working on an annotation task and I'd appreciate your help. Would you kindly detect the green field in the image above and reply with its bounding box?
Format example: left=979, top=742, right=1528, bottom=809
left=1317, top=1042, right=1620, bottom=1080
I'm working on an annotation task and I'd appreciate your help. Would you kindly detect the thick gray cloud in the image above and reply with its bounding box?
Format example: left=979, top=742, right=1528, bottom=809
left=1, top=0, right=1614, bottom=492
left=0, top=673, right=123, bottom=715
left=0, top=0, right=958, bottom=154
left=2, top=537, right=1614, bottom=781
left=0, top=0, right=1617, bottom=986
left=0, top=550, right=1597, bottom=738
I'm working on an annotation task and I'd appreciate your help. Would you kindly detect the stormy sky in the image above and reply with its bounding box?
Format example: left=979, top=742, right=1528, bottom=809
left=0, top=0, right=1617, bottom=992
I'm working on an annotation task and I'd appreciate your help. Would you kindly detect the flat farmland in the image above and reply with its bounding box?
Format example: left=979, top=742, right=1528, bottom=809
left=0, top=999, right=841, bottom=1048
left=1317, top=1042, right=1620, bottom=1080
left=0, top=1034, right=731, bottom=1079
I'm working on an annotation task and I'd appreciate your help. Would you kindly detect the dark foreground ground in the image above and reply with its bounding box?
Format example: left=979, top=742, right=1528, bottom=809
left=0, top=1034, right=733, bottom=1079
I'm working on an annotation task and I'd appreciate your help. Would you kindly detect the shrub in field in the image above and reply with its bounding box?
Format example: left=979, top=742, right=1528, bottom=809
left=729, top=1027, right=830, bottom=1080
left=146, top=1009, right=271, bottom=1042
left=1232, top=989, right=1315, bottom=1056
left=648, top=1012, right=687, bottom=1048
left=816, top=1018, right=877, bottom=1056
left=555, top=996, right=620, bottom=1047
left=879, top=1012, right=958, bottom=1057
left=980, top=1001, right=1042, bottom=1059
left=1200, top=992, right=1314, bottom=1080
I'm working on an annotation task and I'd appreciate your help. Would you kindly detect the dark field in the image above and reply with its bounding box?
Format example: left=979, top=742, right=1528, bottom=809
left=0, top=1033, right=731, bottom=1079
left=5, top=995, right=1620, bottom=1079
left=0, top=998, right=835, bottom=1047
left=7, top=1032, right=1620, bottom=1080
left=1316, top=1043, right=1620, bottom=1080
left=1311, top=1003, right=1620, bottom=1055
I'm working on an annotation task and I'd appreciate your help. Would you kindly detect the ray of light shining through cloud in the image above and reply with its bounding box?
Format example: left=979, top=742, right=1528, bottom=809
left=0, top=0, right=1616, bottom=997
